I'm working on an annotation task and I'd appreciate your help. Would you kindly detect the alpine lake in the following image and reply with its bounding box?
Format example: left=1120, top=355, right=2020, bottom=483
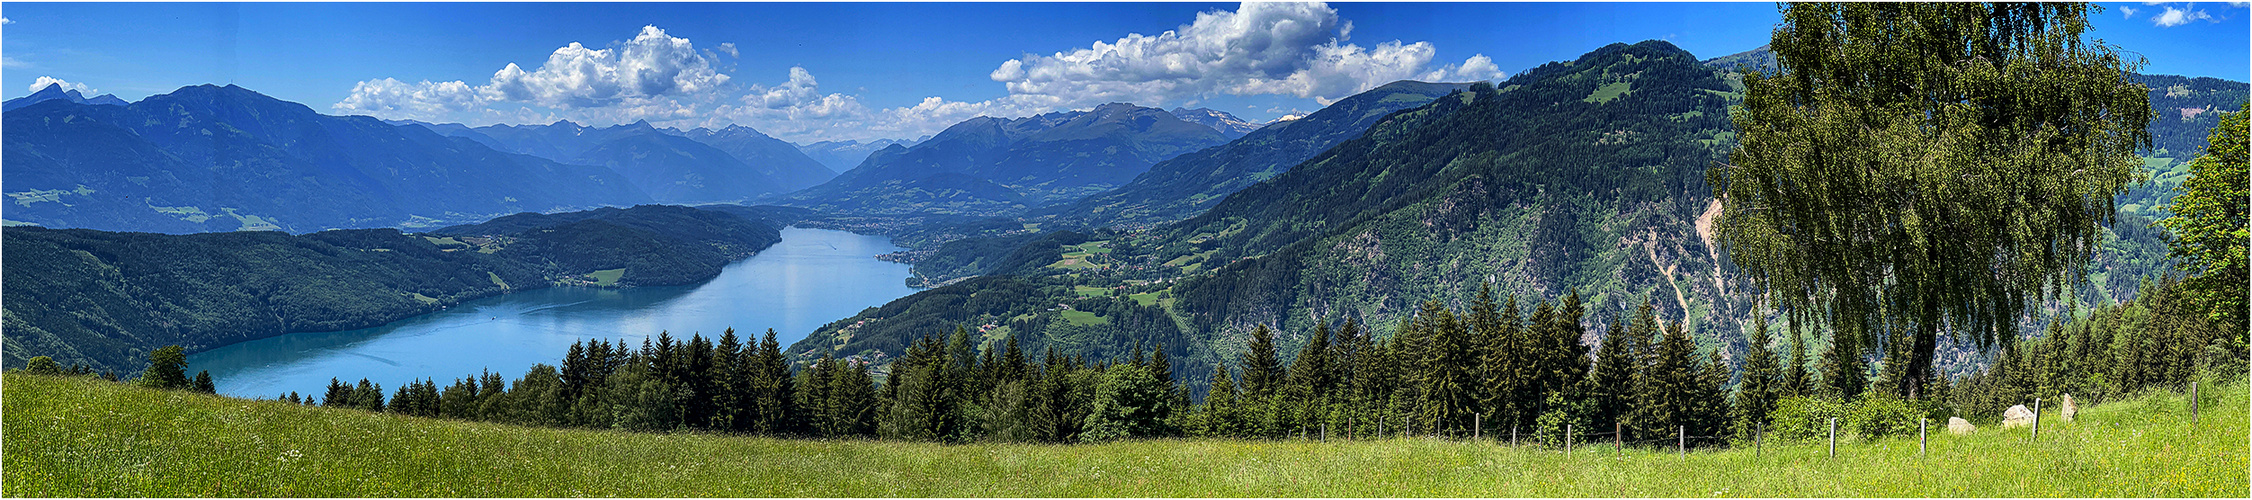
left=188, top=227, right=916, bottom=398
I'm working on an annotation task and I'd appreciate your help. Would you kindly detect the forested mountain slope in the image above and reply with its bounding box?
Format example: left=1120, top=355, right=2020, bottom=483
left=1040, top=81, right=1473, bottom=229
left=1159, top=40, right=1745, bottom=350
left=788, top=41, right=1751, bottom=384
left=1, top=205, right=779, bottom=373
left=786, top=41, right=2247, bottom=389
left=2, top=85, right=649, bottom=233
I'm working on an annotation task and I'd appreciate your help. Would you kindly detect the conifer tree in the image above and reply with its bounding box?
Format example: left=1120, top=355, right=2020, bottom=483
left=1241, top=324, right=1283, bottom=399
left=1786, top=328, right=1813, bottom=397
left=192, top=370, right=216, bottom=394
left=711, top=329, right=744, bottom=431
left=748, top=329, right=796, bottom=435
left=1630, top=320, right=1697, bottom=441
left=1734, top=317, right=1785, bottom=436
left=322, top=378, right=352, bottom=407
left=1586, top=311, right=1638, bottom=431
left=1001, top=334, right=1028, bottom=383
left=353, top=379, right=385, bottom=412
left=1419, top=301, right=1478, bottom=435
left=1821, top=333, right=1866, bottom=400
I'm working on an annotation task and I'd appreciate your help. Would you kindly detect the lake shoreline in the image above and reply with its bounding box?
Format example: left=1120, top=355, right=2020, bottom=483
left=187, top=227, right=917, bottom=399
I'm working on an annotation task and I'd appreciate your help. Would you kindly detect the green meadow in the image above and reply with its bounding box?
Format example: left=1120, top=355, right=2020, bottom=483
left=5, top=373, right=2242, bottom=497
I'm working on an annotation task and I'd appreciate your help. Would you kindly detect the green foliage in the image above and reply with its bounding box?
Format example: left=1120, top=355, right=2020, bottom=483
left=1765, top=396, right=1847, bottom=441
left=1081, top=360, right=1175, bottom=442
left=1948, top=276, right=2232, bottom=421
left=2159, top=106, right=2250, bottom=341
left=1717, top=3, right=2153, bottom=399
left=24, top=356, right=61, bottom=375
left=136, top=346, right=188, bottom=390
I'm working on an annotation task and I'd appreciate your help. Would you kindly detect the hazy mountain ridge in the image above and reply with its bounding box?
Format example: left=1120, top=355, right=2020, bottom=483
left=2, top=85, right=651, bottom=234
left=795, top=137, right=927, bottom=173
left=2, top=83, right=131, bottom=112
left=1041, top=80, right=1474, bottom=229
left=775, top=102, right=1234, bottom=215
left=1169, top=107, right=1263, bottom=138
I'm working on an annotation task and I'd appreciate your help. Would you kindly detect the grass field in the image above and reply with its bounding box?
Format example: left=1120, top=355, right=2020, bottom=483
left=585, top=268, right=626, bottom=287
left=1059, top=309, right=1109, bottom=326
left=4, top=373, right=2243, bottom=497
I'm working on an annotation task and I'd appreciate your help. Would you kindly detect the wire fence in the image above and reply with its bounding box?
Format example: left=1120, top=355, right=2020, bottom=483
left=1273, top=378, right=2231, bottom=458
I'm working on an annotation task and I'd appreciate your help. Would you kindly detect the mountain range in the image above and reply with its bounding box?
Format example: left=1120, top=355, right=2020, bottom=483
left=773, top=102, right=1239, bottom=215
left=2, top=83, right=131, bottom=111
left=1039, top=81, right=1473, bottom=229
left=3, top=85, right=649, bottom=233
left=795, top=137, right=926, bottom=173
left=1169, top=107, right=1264, bottom=138
left=403, top=120, right=837, bottom=201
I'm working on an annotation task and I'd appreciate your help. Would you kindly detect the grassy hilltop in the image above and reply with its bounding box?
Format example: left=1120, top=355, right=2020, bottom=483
left=5, top=372, right=2242, bottom=497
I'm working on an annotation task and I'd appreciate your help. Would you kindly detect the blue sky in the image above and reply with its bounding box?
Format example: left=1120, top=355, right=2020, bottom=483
left=4, top=2, right=2245, bottom=143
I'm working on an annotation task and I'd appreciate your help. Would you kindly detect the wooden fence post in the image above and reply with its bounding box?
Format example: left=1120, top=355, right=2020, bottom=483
left=2192, top=381, right=2200, bottom=425
left=1475, top=413, right=1482, bottom=441
left=2033, top=398, right=2042, bottom=440
left=1615, top=421, right=1622, bottom=455
left=1828, top=417, right=1837, bottom=458
left=1920, top=418, right=1927, bottom=457
left=1566, top=424, right=1573, bottom=456
left=1512, top=425, right=1518, bottom=447
left=1677, top=425, right=1685, bottom=458
left=1756, top=424, right=1763, bottom=457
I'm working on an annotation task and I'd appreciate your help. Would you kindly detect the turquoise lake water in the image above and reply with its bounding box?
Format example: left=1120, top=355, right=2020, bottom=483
left=187, top=227, right=915, bottom=398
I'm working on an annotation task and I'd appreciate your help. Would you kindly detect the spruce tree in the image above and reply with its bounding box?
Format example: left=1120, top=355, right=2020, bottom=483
left=1240, top=324, right=1283, bottom=399
left=1734, top=318, right=1784, bottom=437
left=1586, top=312, right=1637, bottom=431
left=1786, top=328, right=1813, bottom=397
left=1419, top=301, right=1478, bottom=435
left=1631, top=319, right=1697, bottom=441
left=192, top=370, right=216, bottom=394
left=712, top=329, right=744, bottom=431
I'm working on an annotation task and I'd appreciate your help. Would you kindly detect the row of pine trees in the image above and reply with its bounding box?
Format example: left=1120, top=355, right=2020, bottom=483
left=1186, top=286, right=1745, bottom=446
left=57, top=277, right=2236, bottom=447
left=264, top=285, right=1803, bottom=446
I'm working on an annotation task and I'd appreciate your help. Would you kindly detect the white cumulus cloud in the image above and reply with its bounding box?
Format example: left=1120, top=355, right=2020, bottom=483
left=485, top=25, right=729, bottom=108
left=2153, top=5, right=2214, bottom=27
left=330, top=4, right=1499, bottom=143
left=336, top=25, right=729, bottom=120
left=989, top=2, right=1500, bottom=108
left=29, top=76, right=92, bottom=94
left=332, top=78, right=484, bottom=121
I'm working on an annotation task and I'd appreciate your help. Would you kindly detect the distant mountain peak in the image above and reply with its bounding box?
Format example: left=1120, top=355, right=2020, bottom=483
left=3, top=83, right=128, bottom=112
left=1169, top=106, right=1261, bottom=138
